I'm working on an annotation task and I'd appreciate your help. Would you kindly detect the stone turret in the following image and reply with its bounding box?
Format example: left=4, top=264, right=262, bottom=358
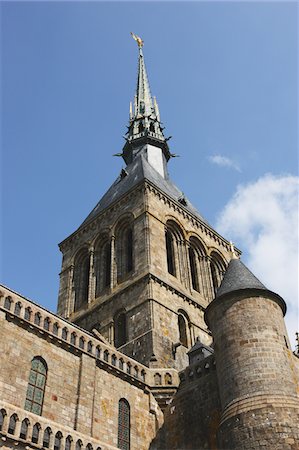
left=205, top=258, right=299, bottom=449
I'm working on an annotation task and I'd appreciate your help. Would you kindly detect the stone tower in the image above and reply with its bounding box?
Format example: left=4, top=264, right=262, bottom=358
left=205, top=258, right=299, bottom=449
left=57, top=38, right=235, bottom=370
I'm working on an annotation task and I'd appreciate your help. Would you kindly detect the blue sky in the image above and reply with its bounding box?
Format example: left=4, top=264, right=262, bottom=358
left=2, top=2, right=298, bottom=346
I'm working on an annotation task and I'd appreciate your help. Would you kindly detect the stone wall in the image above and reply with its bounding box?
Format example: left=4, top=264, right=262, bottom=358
left=150, top=355, right=221, bottom=449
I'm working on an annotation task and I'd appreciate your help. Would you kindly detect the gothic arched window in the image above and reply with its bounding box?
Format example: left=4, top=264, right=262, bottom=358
left=94, top=237, right=111, bottom=297
left=20, top=419, right=29, bottom=440
left=32, top=423, right=40, bottom=444
left=178, top=311, right=189, bottom=347
left=118, top=399, right=130, bottom=450
left=24, top=357, right=47, bottom=416
left=210, top=252, right=226, bottom=297
left=43, top=427, right=52, bottom=448
left=114, top=312, right=127, bottom=348
left=54, top=432, right=63, bottom=450
left=8, top=414, right=18, bottom=435
left=65, top=436, right=72, bottom=450
left=188, top=247, right=199, bottom=291
left=116, top=221, right=134, bottom=282
left=165, top=220, right=184, bottom=278
left=0, top=409, right=6, bottom=432
left=73, top=248, right=90, bottom=312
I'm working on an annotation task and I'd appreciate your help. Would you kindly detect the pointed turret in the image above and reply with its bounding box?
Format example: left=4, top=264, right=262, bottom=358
left=121, top=34, right=171, bottom=176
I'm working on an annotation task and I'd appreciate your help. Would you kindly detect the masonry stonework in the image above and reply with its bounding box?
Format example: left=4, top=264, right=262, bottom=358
left=1, top=39, right=299, bottom=450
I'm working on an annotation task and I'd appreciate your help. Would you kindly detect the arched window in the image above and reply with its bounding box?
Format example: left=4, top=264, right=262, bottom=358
left=188, top=237, right=206, bottom=293
left=86, top=444, right=93, bottom=450
left=32, top=423, right=41, bottom=444
left=0, top=409, right=6, bottom=432
left=210, top=252, right=226, bottom=297
left=116, top=221, right=134, bottom=282
left=20, top=419, right=29, bottom=440
left=14, top=302, right=22, bottom=316
left=149, top=122, right=155, bottom=133
left=65, top=436, right=72, bottom=450
left=73, top=248, right=90, bottom=312
left=53, top=323, right=59, bottom=336
left=62, top=327, right=68, bottom=340
left=76, top=440, right=83, bottom=450
left=71, top=332, right=76, bottom=346
left=118, top=399, right=130, bottom=450
left=79, top=337, right=85, bottom=350
left=54, top=432, right=63, bottom=450
left=34, top=312, right=41, bottom=326
left=178, top=312, right=189, bottom=347
left=138, top=121, right=144, bottom=133
left=24, top=307, right=32, bottom=321
left=4, top=296, right=12, bottom=310
left=165, top=230, right=175, bottom=276
left=43, top=317, right=50, bottom=331
left=8, top=414, right=18, bottom=434
left=114, top=312, right=126, bottom=348
left=24, top=357, right=47, bottom=415
left=94, top=237, right=111, bottom=297
left=43, top=427, right=52, bottom=448
left=165, top=220, right=184, bottom=279
left=189, top=247, right=199, bottom=291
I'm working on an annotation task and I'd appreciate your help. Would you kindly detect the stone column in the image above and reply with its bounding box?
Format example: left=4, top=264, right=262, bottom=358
left=67, top=265, right=74, bottom=317
left=88, top=248, right=94, bottom=304
left=110, top=235, right=115, bottom=288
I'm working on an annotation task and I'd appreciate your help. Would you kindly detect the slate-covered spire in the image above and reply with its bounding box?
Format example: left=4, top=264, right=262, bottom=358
left=121, top=34, right=171, bottom=173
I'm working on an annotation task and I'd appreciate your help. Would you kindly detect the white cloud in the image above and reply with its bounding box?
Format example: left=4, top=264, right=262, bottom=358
left=216, top=173, right=299, bottom=350
left=208, top=154, right=241, bottom=172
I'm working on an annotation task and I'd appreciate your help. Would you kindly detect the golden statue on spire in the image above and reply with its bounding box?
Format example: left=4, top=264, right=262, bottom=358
left=131, top=32, right=144, bottom=48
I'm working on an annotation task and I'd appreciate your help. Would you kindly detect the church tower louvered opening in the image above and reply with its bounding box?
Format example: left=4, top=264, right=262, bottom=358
left=57, top=34, right=237, bottom=370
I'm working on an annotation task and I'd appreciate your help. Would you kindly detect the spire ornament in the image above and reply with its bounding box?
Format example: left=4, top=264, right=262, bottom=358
left=230, top=241, right=239, bottom=260
left=130, top=32, right=144, bottom=48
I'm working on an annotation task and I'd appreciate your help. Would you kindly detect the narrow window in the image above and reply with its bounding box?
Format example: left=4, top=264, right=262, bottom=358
left=86, top=444, right=93, bottom=450
left=24, top=357, right=47, bottom=416
left=166, top=230, right=175, bottom=276
left=8, top=414, right=18, bottom=434
left=126, top=363, right=131, bottom=375
left=104, top=243, right=111, bottom=287
left=114, top=312, right=126, bottom=348
left=126, top=229, right=133, bottom=273
left=118, top=399, right=130, bottom=450
left=34, top=312, right=41, bottom=326
left=189, top=247, right=199, bottom=292
left=54, top=432, right=62, bottom=450
left=112, top=355, right=117, bottom=366
left=76, top=440, right=83, bottom=450
left=119, top=359, right=124, bottom=370
left=71, top=332, right=76, bottom=346
left=43, top=427, right=52, bottom=448
left=154, top=373, right=162, bottom=385
left=32, top=423, right=40, bottom=444
left=62, top=328, right=68, bottom=340
left=79, top=337, right=85, bottom=350
left=44, top=317, right=50, bottom=331
left=24, top=307, right=32, bottom=321
left=149, top=122, right=155, bottom=133
left=87, top=341, right=93, bottom=353
left=4, top=296, right=12, bottom=310
left=65, top=436, right=72, bottom=450
left=74, top=249, right=90, bottom=312
left=104, top=350, right=109, bottom=362
left=20, top=419, right=29, bottom=440
left=53, top=323, right=59, bottom=336
left=14, top=302, right=21, bottom=316
left=178, top=314, right=188, bottom=347
left=0, top=409, right=5, bottom=432
left=210, top=262, right=218, bottom=297
left=95, top=346, right=101, bottom=358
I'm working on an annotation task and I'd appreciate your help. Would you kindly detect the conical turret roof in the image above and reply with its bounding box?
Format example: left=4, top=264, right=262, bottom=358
left=216, top=258, right=267, bottom=299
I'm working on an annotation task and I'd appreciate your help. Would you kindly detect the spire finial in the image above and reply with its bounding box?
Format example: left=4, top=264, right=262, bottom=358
left=230, top=241, right=239, bottom=260
left=130, top=32, right=144, bottom=48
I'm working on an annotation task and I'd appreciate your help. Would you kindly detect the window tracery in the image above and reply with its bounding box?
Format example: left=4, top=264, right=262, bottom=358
left=24, top=357, right=47, bottom=416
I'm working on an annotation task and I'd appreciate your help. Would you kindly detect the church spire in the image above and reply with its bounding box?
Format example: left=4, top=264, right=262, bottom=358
left=121, top=34, right=171, bottom=173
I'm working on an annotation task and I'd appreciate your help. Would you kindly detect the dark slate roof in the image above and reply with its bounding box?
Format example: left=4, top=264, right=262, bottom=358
left=80, top=154, right=208, bottom=227
left=216, top=258, right=267, bottom=298
left=187, top=340, right=214, bottom=355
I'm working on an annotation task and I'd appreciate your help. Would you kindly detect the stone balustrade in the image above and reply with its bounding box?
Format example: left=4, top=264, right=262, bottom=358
left=0, top=285, right=179, bottom=389
left=0, top=400, right=116, bottom=450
